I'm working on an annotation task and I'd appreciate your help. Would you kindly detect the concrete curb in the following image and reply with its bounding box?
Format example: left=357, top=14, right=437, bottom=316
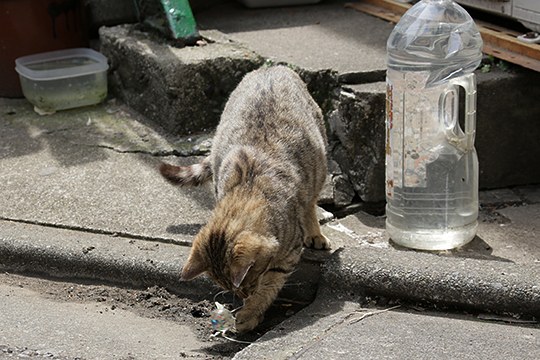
left=323, top=246, right=540, bottom=317
left=2, top=218, right=538, bottom=319
left=0, top=219, right=321, bottom=304
left=0, top=220, right=211, bottom=297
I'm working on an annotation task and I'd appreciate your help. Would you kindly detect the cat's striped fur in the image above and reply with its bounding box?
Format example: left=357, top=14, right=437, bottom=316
left=159, top=66, right=329, bottom=332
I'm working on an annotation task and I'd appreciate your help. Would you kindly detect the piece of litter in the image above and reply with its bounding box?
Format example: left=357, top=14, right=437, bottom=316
left=33, top=106, right=55, bottom=116
left=349, top=305, right=401, bottom=324
left=210, top=302, right=236, bottom=333
left=209, top=301, right=252, bottom=344
left=326, top=222, right=359, bottom=239
left=517, top=32, right=540, bottom=44
left=326, top=222, right=387, bottom=248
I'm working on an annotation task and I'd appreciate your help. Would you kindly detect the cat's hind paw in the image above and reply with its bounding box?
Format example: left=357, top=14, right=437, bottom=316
left=303, top=234, right=331, bottom=250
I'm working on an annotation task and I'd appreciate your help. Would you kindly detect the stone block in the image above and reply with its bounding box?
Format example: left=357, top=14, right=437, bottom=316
left=327, top=67, right=540, bottom=204
left=99, top=25, right=264, bottom=135
left=475, top=68, right=540, bottom=189
left=328, top=82, right=386, bottom=203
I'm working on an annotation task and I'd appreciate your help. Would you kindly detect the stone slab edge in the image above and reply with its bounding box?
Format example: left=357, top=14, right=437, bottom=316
left=0, top=219, right=321, bottom=303
left=0, top=219, right=213, bottom=298
left=2, top=217, right=538, bottom=319
left=323, top=246, right=540, bottom=318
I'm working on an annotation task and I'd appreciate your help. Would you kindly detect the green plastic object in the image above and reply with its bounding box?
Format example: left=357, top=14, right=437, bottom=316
left=160, top=0, right=198, bottom=40
left=136, top=0, right=199, bottom=42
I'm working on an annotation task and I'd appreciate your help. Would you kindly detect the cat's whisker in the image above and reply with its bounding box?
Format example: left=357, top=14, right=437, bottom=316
left=231, top=305, right=243, bottom=314
left=213, top=290, right=231, bottom=303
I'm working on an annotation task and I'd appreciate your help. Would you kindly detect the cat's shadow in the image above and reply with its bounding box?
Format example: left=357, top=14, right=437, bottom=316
left=200, top=249, right=335, bottom=356
left=165, top=223, right=204, bottom=236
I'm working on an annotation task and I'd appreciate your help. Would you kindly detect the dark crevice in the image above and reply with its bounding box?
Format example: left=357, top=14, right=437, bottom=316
left=321, top=197, right=386, bottom=220
left=0, top=216, right=191, bottom=246
left=338, top=70, right=386, bottom=85
left=81, top=143, right=210, bottom=158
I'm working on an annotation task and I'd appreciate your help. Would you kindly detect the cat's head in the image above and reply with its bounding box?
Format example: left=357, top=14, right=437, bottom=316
left=181, top=226, right=278, bottom=298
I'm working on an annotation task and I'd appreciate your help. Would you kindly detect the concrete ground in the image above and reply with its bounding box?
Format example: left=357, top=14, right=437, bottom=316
left=234, top=287, right=540, bottom=360
left=195, top=0, right=392, bottom=79
left=1, top=0, right=539, bottom=358
left=0, top=280, right=207, bottom=359
left=1, top=96, right=539, bottom=359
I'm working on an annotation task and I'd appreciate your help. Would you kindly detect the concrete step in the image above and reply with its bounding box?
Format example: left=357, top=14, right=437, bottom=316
left=99, top=0, right=540, bottom=206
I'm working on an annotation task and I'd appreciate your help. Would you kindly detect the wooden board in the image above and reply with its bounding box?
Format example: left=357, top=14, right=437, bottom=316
left=345, top=0, right=409, bottom=23
left=345, top=0, right=540, bottom=72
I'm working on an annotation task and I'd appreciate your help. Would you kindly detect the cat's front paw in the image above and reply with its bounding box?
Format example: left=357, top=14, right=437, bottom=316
left=304, top=234, right=331, bottom=250
left=235, top=308, right=263, bottom=333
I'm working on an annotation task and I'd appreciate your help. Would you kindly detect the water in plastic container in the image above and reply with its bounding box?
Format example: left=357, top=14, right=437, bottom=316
left=385, top=0, right=483, bottom=250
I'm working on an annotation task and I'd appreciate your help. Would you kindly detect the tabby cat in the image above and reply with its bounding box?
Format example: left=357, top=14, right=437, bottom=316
left=159, top=66, right=330, bottom=332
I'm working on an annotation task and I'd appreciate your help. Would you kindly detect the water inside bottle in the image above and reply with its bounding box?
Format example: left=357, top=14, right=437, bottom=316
left=385, top=69, right=479, bottom=249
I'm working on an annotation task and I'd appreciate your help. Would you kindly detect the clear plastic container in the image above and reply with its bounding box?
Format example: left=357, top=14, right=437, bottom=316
left=15, top=48, right=109, bottom=114
left=385, top=0, right=483, bottom=250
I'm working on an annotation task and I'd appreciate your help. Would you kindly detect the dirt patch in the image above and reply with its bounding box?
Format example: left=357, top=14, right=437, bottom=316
left=0, top=272, right=305, bottom=359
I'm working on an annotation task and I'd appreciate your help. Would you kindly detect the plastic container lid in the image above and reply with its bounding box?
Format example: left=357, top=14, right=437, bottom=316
left=15, top=48, right=109, bottom=81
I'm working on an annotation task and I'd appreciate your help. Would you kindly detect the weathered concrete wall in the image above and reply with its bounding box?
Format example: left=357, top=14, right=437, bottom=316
left=85, top=0, right=138, bottom=32
left=475, top=69, right=540, bottom=189
left=328, top=82, right=386, bottom=204
left=100, top=25, right=264, bottom=136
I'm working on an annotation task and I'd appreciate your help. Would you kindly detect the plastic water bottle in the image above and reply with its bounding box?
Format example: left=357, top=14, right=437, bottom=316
left=385, top=0, right=483, bottom=250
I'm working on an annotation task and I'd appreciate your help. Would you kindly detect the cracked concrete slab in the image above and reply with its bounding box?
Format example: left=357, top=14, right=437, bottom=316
left=0, top=98, right=214, bottom=243
left=234, top=289, right=540, bottom=360
left=196, top=0, right=393, bottom=78
left=1, top=98, right=213, bottom=158
left=320, top=204, right=540, bottom=266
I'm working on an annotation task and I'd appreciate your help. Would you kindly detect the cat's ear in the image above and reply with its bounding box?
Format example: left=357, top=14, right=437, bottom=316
left=231, top=261, right=254, bottom=288
left=181, top=247, right=207, bottom=281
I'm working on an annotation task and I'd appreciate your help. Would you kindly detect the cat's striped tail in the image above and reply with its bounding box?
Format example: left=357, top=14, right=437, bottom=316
left=159, top=157, right=212, bottom=186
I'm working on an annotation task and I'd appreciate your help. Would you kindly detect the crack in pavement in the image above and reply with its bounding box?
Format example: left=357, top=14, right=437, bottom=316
left=0, top=216, right=191, bottom=246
